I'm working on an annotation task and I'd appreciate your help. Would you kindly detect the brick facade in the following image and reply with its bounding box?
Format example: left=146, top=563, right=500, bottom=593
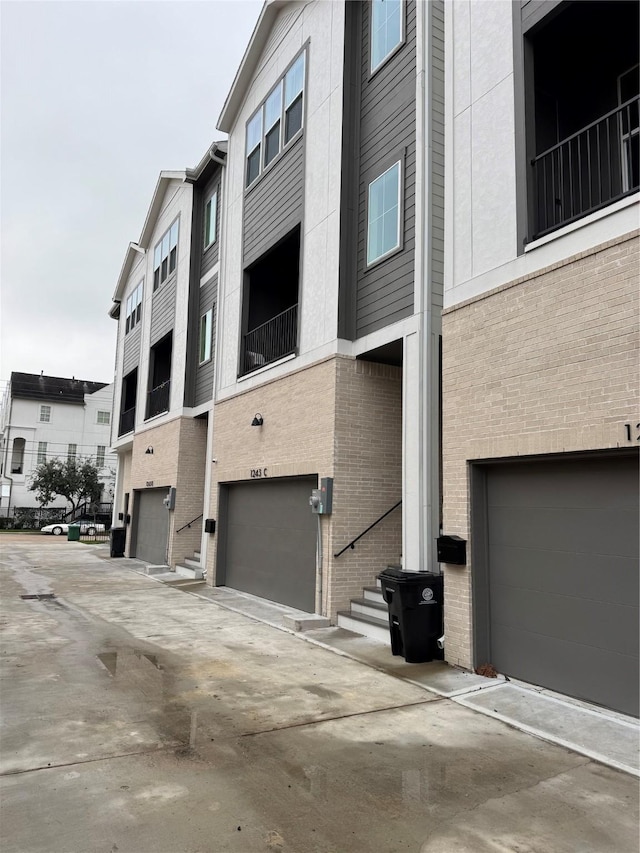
left=206, top=355, right=403, bottom=619
left=441, top=230, right=640, bottom=667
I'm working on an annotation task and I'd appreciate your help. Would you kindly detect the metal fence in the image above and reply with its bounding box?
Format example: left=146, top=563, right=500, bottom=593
left=241, top=303, right=298, bottom=376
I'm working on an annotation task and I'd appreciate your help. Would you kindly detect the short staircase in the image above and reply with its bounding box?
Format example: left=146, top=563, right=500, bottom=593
left=148, top=550, right=205, bottom=590
left=337, top=577, right=390, bottom=644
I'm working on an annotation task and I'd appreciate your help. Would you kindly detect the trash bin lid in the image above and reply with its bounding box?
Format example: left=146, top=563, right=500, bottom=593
left=378, top=567, right=441, bottom=585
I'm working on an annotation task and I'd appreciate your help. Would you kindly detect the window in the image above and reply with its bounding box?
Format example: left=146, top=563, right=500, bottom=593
left=37, top=442, right=47, bottom=464
left=39, top=405, right=51, bottom=422
left=97, top=410, right=110, bottom=425
left=245, top=50, right=306, bottom=187
left=367, top=161, right=402, bottom=265
left=371, top=0, right=403, bottom=73
left=153, top=220, right=179, bottom=291
left=96, top=446, right=106, bottom=468
left=125, top=280, right=143, bottom=334
left=67, top=443, right=77, bottom=460
left=199, top=309, right=213, bottom=364
left=204, top=192, right=218, bottom=248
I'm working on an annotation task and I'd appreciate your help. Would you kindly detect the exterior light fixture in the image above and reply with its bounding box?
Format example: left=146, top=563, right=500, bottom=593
left=145, top=446, right=154, bottom=454
left=251, top=414, right=264, bottom=427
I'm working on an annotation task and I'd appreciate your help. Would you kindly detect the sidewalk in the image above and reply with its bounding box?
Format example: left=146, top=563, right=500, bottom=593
left=1, top=540, right=638, bottom=853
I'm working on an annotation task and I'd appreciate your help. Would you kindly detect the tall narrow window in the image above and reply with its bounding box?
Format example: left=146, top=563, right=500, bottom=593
left=37, top=442, right=47, bottom=464
left=371, top=0, right=403, bottom=73
left=97, top=410, right=110, bottom=425
left=39, top=405, right=51, bottom=423
left=367, top=161, right=402, bottom=265
left=96, top=446, right=106, bottom=468
left=125, top=281, right=143, bottom=334
left=263, top=84, right=282, bottom=167
left=199, top=309, right=213, bottom=364
left=246, top=111, right=263, bottom=187
left=204, top=191, right=218, bottom=248
left=153, top=220, right=179, bottom=290
left=284, top=53, right=305, bottom=143
left=67, top=443, right=77, bottom=460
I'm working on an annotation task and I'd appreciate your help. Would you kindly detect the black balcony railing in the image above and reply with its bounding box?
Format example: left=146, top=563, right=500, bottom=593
left=531, top=95, right=639, bottom=239
left=118, top=406, right=136, bottom=436
left=146, top=380, right=171, bottom=419
left=240, top=303, right=298, bottom=376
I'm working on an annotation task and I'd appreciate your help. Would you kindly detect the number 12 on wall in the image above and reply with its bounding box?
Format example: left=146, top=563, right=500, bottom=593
left=624, top=423, right=640, bottom=441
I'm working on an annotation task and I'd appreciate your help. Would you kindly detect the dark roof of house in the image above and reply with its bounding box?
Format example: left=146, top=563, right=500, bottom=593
left=10, top=372, right=108, bottom=405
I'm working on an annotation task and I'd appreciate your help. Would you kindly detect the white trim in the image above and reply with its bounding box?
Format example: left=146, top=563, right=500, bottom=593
left=236, top=351, right=296, bottom=383
left=366, top=160, right=403, bottom=266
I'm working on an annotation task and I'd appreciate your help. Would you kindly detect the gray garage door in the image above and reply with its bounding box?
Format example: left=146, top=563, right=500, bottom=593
left=477, top=452, right=639, bottom=717
left=132, top=488, right=169, bottom=566
left=221, top=476, right=317, bottom=612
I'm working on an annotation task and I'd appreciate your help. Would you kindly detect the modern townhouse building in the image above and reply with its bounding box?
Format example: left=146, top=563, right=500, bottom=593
left=207, top=0, right=445, bottom=627
left=0, top=372, right=116, bottom=515
left=442, top=0, right=639, bottom=716
left=109, top=144, right=226, bottom=569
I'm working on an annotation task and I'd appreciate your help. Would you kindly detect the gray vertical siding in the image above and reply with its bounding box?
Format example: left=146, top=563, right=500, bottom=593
left=150, top=276, right=177, bottom=345
left=122, top=324, right=141, bottom=374
left=430, top=0, right=445, bottom=310
left=338, top=0, right=417, bottom=340
left=242, top=135, right=305, bottom=266
left=194, top=274, right=217, bottom=407
left=201, top=174, right=221, bottom=277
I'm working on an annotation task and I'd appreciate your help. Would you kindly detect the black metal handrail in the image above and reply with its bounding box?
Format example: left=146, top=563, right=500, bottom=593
left=334, top=500, right=402, bottom=558
left=146, top=380, right=171, bottom=419
left=118, top=406, right=135, bottom=436
left=176, top=514, right=203, bottom=534
left=240, top=304, right=298, bottom=376
left=531, top=95, right=639, bottom=239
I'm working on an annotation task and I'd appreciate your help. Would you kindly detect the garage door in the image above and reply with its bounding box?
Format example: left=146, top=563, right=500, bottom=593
left=477, top=452, right=638, bottom=717
left=132, top=488, right=169, bottom=566
left=221, top=477, right=317, bottom=612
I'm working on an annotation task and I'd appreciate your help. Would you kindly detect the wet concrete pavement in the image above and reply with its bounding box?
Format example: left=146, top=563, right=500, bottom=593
left=1, top=539, right=638, bottom=853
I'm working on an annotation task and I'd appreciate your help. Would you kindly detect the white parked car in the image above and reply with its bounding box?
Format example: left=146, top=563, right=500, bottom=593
left=41, top=519, right=106, bottom=536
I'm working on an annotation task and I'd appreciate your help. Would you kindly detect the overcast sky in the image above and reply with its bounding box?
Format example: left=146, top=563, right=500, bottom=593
left=0, top=0, right=263, bottom=391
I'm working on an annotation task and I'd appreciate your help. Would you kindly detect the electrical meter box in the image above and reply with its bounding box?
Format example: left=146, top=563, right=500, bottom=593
left=310, top=477, right=333, bottom=514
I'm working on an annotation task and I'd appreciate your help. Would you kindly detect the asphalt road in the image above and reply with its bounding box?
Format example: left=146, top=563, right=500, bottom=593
left=1, top=540, right=638, bottom=853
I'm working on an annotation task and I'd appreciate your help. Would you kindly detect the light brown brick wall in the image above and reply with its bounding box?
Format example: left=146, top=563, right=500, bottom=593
left=329, top=358, right=403, bottom=618
left=441, top=230, right=640, bottom=668
left=206, top=355, right=403, bottom=620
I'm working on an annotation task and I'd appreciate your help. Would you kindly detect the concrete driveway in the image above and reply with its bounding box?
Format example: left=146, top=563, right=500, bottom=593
left=1, top=539, right=638, bottom=853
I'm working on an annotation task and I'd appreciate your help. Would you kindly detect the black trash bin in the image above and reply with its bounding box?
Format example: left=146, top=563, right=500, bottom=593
left=110, top=527, right=126, bottom=558
left=377, top=567, right=444, bottom=663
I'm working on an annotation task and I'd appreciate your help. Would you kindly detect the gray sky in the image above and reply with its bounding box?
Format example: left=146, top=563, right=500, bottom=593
left=1, top=0, right=262, bottom=390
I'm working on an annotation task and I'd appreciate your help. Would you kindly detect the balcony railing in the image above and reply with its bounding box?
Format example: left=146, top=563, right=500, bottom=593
left=146, top=380, right=171, bottom=419
left=240, top=303, right=298, bottom=376
left=118, top=406, right=136, bottom=436
left=531, top=95, right=639, bottom=239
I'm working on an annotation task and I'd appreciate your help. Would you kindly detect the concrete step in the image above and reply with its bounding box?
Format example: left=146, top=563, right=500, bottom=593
left=350, top=597, right=388, bottom=621
left=194, top=551, right=201, bottom=562
left=175, top=564, right=205, bottom=581
left=143, top=565, right=171, bottom=576
left=363, top=585, right=385, bottom=604
left=336, top=610, right=390, bottom=644
left=183, top=557, right=202, bottom=571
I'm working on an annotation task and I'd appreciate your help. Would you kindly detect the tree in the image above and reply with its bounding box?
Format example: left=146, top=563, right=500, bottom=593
left=29, top=457, right=104, bottom=515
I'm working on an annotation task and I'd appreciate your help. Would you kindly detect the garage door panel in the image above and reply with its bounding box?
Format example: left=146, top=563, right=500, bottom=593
left=488, top=506, right=637, bottom=557
left=223, top=477, right=317, bottom=612
left=489, top=545, right=638, bottom=606
left=479, top=453, right=639, bottom=717
left=490, top=583, right=638, bottom=656
left=490, top=622, right=639, bottom=716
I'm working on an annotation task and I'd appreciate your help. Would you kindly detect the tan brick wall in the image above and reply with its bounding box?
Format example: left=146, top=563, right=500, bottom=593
left=441, top=230, right=640, bottom=668
left=206, top=355, right=403, bottom=620
left=329, top=358, right=403, bottom=618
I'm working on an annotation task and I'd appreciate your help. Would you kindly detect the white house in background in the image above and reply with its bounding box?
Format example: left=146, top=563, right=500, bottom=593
left=0, top=372, right=117, bottom=515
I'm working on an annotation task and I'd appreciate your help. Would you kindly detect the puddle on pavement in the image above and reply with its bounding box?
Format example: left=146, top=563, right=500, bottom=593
left=97, top=649, right=162, bottom=677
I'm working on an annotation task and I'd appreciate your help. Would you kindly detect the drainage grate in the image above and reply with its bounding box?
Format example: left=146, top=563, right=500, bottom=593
left=20, top=594, right=56, bottom=600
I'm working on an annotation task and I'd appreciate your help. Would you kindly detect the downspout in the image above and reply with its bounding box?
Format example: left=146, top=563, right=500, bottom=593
left=315, top=514, right=323, bottom=615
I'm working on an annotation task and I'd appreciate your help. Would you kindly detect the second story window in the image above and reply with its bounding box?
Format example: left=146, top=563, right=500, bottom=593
left=367, top=160, right=402, bottom=265
left=371, top=0, right=403, bottom=73
left=67, top=443, right=77, bottom=460
left=246, top=50, right=306, bottom=187
left=153, top=220, right=179, bottom=291
left=97, top=410, right=110, bottom=425
left=204, top=191, right=218, bottom=249
left=39, top=405, right=51, bottom=422
left=96, top=445, right=106, bottom=467
left=37, top=442, right=47, bottom=464
left=199, top=308, right=213, bottom=365
left=125, top=281, right=143, bottom=334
